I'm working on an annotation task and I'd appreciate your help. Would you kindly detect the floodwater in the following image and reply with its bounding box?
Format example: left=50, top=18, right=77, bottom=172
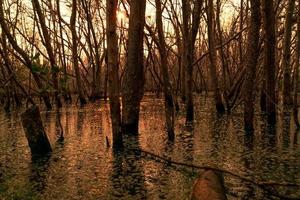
left=0, top=95, right=300, bottom=200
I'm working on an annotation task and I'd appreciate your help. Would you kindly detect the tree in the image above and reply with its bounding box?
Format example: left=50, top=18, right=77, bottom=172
left=155, top=0, right=175, bottom=140
left=122, top=0, right=146, bottom=135
left=0, top=0, right=52, bottom=110
left=70, top=0, right=87, bottom=106
left=294, top=1, right=300, bottom=128
left=243, top=0, right=261, bottom=131
left=182, top=0, right=202, bottom=123
left=262, top=0, right=276, bottom=124
left=282, top=0, right=296, bottom=105
left=106, top=0, right=123, bottom=149
left=32, top=0, right=62, bottom=108
left=207, top=0, right=225, bottom=113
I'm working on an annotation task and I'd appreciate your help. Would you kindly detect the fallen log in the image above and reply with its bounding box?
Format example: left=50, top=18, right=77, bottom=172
left=21, top=106, right=52, bottom=155
left=191, top=170, right=227, bottom=200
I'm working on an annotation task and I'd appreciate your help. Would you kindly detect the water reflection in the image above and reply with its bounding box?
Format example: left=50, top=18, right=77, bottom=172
left=29, top=154, right=51, bottom=194
left=0, top=97, right=299, bottom=199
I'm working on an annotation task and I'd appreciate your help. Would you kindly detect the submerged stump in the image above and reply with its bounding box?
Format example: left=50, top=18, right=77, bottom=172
left=191, top=170, right=227, bottom=200
left=21, top=106, right=52, bottom=155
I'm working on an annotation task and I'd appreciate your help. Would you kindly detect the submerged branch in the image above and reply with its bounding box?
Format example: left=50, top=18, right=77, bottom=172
left=127, top=147, right=300, bottom=200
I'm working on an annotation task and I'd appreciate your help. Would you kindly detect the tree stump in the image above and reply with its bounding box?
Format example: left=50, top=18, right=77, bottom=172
left=21, top=106, right=52, bottom=155
left=191, top=170, right=227, bottom=200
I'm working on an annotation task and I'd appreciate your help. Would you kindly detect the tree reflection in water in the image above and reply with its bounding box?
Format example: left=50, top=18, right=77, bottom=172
left=0, top=97, right=299, bottom=199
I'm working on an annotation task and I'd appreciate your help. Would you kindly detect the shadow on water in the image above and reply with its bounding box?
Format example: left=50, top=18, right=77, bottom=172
left=29, top=154, right=51, bottom=194
left=109, top=135, right=147, bottom=199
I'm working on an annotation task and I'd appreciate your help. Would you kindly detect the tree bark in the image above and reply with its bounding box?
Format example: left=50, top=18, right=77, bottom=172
left=21, top=106, right=52, bottom=155
left=155, top=0, right=175, bottom=140
left=107, top=0, right=123, bottom=149
left=243, top=0, right=261, bottom=131
left=122, top=0, right=146, bottom=135
left=207, top=0, right=225, bottom=113
left=70, top=0, right=87, bottom=106
left=182, top=0, right=202, bottom=123
left=32, top=0, right=62, bottom=108
left=262, top=0, right=276, bottom=124
left=282, top=0, right=296, bottom=105
left=294, top=2, right=300, bottom=128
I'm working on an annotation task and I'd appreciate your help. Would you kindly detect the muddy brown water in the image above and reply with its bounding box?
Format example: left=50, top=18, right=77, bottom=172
left=0, top=96, right=299, bottom=199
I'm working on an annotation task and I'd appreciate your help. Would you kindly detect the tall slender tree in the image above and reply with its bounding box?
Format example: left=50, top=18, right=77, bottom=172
left=107, top=0, right=123, bottom=149
left=293, top=1, right=300, bottom=127
left=122, top=0, right=146, bottom=135
left=283, top=0, right=296, bottom=105
left=32, top=0, right=62, bottom=108
left=262, top=0, right=276, bottom=124
left=155, top=0, right=175, bottom=140
left=182, top=0, right=202, bottom=123
left=70, top=0, right=87, bottom=106
left=207, top=0, right=225, bottom=113
left=243, top=0, right=261, bottom=131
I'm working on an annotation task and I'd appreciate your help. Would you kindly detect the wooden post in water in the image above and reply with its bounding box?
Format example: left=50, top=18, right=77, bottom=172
left=191, top=170, right=227, bottom=200
left=21, top=106, right=52, bottom=154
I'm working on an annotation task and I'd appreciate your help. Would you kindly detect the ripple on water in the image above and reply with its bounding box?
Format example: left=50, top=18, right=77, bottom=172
left=0, top=96, right=300, bottom=200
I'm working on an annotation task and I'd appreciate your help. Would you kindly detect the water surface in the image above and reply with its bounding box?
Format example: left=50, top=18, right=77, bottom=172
left=0, top=96, right=299, bottom=199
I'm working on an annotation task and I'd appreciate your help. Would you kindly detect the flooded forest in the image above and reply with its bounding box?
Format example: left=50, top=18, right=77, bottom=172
left=0, top=0, right=300, bottom=199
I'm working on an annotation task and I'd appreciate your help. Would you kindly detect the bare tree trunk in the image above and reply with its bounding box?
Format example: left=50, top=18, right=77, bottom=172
left=82, top=0, right=103, bottom=101
left=70, top=0, right=86, bottom=106
left=56, top=0, right=71, bottom=103
left=122, top=0, right=146, bottom=135
left=155, top=0, right=175, bottom=140
left=107, top=0, right=123, bottom=149
left=282, top=0, right=296, bottom=105
left=262, top=0, right=276, bottom=124
left=182, top=0, right=202, bottom=123
left=294, top=2, right=300, bottom=128
left=32, top=0, right=62, bottom=108
left=21, top=106, right=52, bottom=155
left=243, top=0, right=261, bottom=131
left=207, top=0, right=225, bottom=113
